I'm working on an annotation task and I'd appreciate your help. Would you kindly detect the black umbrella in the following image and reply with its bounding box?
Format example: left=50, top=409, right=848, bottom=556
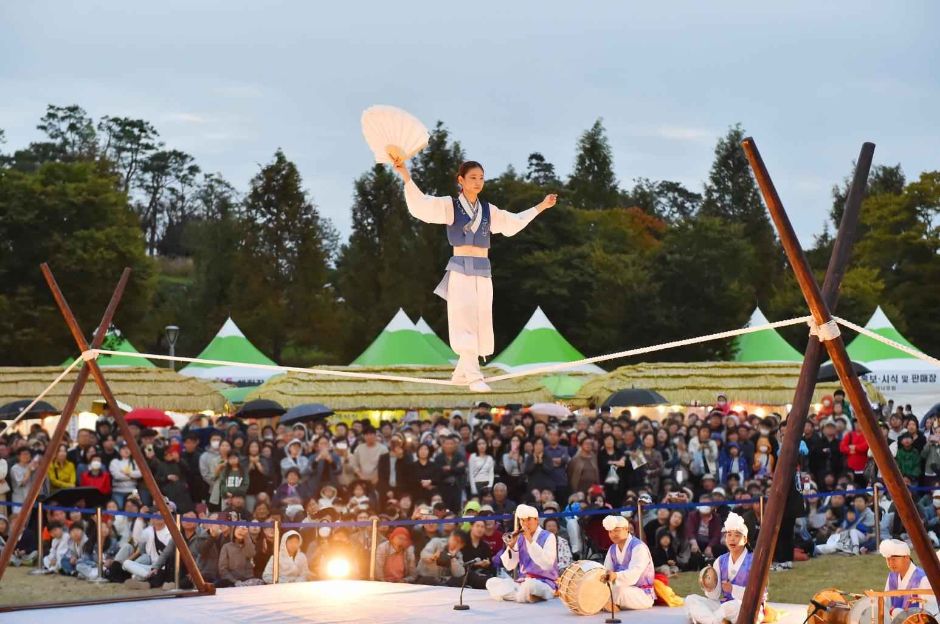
left=235, top=399, right=286, bottom=419
left=0, top=399, right=60, bottom=420
left=602, top=388, right=668, bottom=408
left=280, top=403, right=334, bottom=426
left=816, top=361, right=871, bottom=383
left=42, top=486, right=109, bottom=509
left=922, top=403, right=940, bottom=425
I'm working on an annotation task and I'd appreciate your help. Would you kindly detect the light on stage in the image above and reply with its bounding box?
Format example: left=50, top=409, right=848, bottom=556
left=326, top=558, right=351, bottom=579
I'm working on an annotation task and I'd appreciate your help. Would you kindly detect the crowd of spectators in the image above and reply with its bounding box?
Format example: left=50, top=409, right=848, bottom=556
left=0, top=390, right=938, bottom=591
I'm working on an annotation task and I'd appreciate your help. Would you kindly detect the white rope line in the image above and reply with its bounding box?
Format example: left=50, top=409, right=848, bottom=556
left=808, top=318, right=841, bottom=342
left=833, top=317, right=940, bottom=369
left=91, top=350, right=458, bottom=386
left=0, top=357, right=84, bottom=438
left=482, top=315, right=814, bottom=382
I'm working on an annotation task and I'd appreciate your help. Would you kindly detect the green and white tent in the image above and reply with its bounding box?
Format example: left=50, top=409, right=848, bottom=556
left=846, top=306, right=939, bottom=416
left=415, top=317, right=457, bottom=362
left=490, top=307, right=604, bottom=374
left=63, top=328, right=155, bottom=368
left=179, top=317, right=278, bottom=384
left=351, top=309, right=453, bottom=367
left=733, top=307, right=803, bottom=363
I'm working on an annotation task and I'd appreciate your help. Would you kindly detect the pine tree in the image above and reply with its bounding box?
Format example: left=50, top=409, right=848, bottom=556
left=700, top=124, right=781, bottom=302
left=567, top=119, right=620, bottom=209
left=525, top=152, right=560, bottom=186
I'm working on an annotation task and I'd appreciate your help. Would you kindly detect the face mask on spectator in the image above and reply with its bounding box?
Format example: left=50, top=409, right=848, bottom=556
left=697, top=505, right=711, bottom=515
left=623, top=510, right=634, bottom=518
left=210, top=439, right=221, bottom=450
left=759, top=428, right=770, bottom=436
left=319, top=527, right=331, bottom=538
left=90, top=460, right=102, bottom=471
left=933, top=499, right=940, bottom=509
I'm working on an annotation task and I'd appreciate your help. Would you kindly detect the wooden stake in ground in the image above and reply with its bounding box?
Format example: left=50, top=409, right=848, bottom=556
left=735, top=142, right=874, bottom=624
left=739, top=138, right=940, bottom=616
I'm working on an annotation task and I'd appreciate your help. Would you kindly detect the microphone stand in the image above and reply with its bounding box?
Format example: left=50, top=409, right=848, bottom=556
left=605, top=581, right=621, bottom=624
left=454, top=558, right=481, bottom=611
left=800, top=601, right=827, bottom=624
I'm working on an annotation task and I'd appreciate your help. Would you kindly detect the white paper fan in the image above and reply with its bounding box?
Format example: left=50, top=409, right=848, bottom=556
left=361, top=105, right=430, bottom=165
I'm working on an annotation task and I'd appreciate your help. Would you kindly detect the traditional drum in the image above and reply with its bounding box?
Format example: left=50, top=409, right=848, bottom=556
left=557, top=560, right=610, bottom=616
left=891, top=612, right=938, bottom=624
left=808, top=589, right=853, bottom=624
left=849, top=596, right=891, bottom=624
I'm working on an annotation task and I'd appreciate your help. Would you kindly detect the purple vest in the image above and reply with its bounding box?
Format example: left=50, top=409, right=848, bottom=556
left=888, top=566, right=926, bottom=611
left=516, top=529, right=558, bottom=590
left=607, top=537, right=655, bottom=596
left=447, top=197, right=491, bottom=248
left=718, top=551, right=757, bottom=604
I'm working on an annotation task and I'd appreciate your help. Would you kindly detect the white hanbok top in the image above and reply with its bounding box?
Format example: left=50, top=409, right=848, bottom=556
left=404, top=180, right=540, bottom=238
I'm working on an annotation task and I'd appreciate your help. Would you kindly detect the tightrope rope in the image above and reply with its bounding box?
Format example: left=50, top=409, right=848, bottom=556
left=87, top=315, right=815, bottom=388
left=0, top=357, right=84, bottom=437
left=834, top=317, right=940, bottom=370
left=483, top=316, right=814, bottom=382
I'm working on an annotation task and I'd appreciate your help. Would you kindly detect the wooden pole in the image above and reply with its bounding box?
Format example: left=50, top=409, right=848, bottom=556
left=0, top=269, right=130, bottom=582
left=38, top=264, right=213, bottom=595
left=736, top=142, right=874, bottom=624
left=740, top=137, right=940, bottom=606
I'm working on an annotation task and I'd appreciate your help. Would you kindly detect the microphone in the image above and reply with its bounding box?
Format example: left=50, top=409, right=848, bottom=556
left=463, top=557, right=484, bottom=566
left=810, top=600, right=829, bottom=613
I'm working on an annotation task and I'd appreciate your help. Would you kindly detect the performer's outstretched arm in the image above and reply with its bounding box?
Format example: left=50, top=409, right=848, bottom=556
left=394, top=160, right=454, bottom=225
left=490, top=194, right=557, bottom=237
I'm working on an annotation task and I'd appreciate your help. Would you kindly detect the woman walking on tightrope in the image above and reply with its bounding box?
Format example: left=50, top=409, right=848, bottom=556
left=394, top=159, right=555, bottom=392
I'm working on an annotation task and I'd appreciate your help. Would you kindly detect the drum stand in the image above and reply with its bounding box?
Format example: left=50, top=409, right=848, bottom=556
left=605, top=581, right=621, bottom=624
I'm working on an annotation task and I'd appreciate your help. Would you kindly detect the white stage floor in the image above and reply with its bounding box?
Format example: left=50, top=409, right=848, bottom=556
left=3, top=580, right=808, bottom=624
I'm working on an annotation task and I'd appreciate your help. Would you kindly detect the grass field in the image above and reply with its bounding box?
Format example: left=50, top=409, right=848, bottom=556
left=670, top=553, right=888, bottom=605
left=0, top=552, right=892, bottom=610
left=0, top=565, right=161, bottom=607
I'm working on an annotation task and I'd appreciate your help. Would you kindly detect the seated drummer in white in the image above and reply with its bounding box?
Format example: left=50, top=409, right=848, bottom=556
left=486, top=504, right=558, bottom=603
left=879, top=539, right=935, bottom=618
left=686, top=512, right=765, bottom=624
left=601, top=515, right=656, bottom=610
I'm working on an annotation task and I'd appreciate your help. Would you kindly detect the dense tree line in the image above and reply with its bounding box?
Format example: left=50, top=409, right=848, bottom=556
left=1, top=105, right=937, bottom=368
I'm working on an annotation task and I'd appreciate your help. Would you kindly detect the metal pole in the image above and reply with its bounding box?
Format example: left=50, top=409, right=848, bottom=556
left=90, top=507, right=109, bottom=583
left=369, top=517, right=379, bottom=581
left=174, top=514, right=181, bottom=589
left=29, top=502, right=45, bottom=575
left=873, top=483, right=881, bottom=549
left=735, top=142, right=874, bottom=624
left=636, top=501, right=644, bottom=543
left=741, top=136, right=940, bottom=601
left=273, top=520, right=281, bottom=584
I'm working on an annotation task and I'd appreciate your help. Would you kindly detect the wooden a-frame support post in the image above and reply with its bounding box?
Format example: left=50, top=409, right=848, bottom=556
left=0, top=264, right=213, bottom=607
left=735, top=142, right=874, bottom=623
left=735, top=138, right=940, bottom=622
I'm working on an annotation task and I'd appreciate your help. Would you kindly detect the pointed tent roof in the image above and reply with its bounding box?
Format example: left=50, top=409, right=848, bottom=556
left=846, top=306, right=923, bottom=364
left=490, top=307, right=604, bottom=374
left=733, top=307, right=803, bottom=363
left=415, top=317, right=457, bottom=362
left=63, top=328, right=155, bottom=368
left=179, top=317, right=279, bottom=383
left=351, top=309, right=453, bottom=367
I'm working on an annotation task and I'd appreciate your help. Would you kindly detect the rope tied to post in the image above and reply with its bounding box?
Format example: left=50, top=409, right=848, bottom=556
left=80, top=348, right=100, bottom=362
left=808, top=318, right=841, bottom=342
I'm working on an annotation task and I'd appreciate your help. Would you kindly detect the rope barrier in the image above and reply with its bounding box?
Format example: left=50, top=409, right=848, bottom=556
left=0, top=357, right=84, bottom=438
left=3, top=484, right=934, bottom=530
left=833, top=317, right=940, bottom=370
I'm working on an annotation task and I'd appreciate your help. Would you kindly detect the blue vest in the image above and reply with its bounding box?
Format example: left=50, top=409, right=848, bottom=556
left=718, top=551, right=755, bottom=604
left=607, top=537, right=655, bottom=596
left=447, top=197, right=491, bottom=248
left=888, top=566, right=926, bottom=611
left=515, top=529, right=558, bottom=589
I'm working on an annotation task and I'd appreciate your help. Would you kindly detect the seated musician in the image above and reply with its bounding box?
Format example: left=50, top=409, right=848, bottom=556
left=879, top=539, right=935, bottom=619
left=601, top=514, right=655, bottom=611
left=486, top=504, right=557, bottom=602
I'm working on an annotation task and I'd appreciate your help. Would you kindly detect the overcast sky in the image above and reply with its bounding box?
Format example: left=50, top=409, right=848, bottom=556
left=2, top=1, right=937, bottom=244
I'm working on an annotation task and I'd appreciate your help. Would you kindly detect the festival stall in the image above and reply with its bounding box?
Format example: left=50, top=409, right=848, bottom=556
left=179, top=316, right=278, bottom=385
left=846, top=306, right=940, bottom=415
left=62, top=327, right=155, bottom=368
left=733, top=307, right=804, bottom=363
left=350, top=309, right=453, bottom=367
left=490, top=307, right=604, bottom=374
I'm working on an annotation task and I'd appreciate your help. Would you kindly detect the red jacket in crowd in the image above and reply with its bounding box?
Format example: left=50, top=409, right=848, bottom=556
left=80, top=469, right=112, bottom=496
left=839, top=431, right=869, bottom=472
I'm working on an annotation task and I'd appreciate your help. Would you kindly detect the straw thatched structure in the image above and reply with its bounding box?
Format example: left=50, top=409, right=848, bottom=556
left=0, top=366, right=227, bottom=413
left=574, top=362, right=885, bottom=408
left=246, top=366, right=566, bottom=410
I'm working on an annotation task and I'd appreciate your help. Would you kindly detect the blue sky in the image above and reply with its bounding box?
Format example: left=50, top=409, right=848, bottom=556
left=1, top=1, right=937, bottom=244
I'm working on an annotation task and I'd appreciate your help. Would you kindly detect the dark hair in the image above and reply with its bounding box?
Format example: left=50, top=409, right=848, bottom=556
left=456, top=161, right=484, bottom=180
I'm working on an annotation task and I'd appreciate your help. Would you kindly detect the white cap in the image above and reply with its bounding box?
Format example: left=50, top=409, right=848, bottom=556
left=722, top=512, right=748, bottom=538
left=879, top=539, right=910, bottom=558
left=603, top=515, right=629, bottom=531
left=515, top=504, right=539, bottom=520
